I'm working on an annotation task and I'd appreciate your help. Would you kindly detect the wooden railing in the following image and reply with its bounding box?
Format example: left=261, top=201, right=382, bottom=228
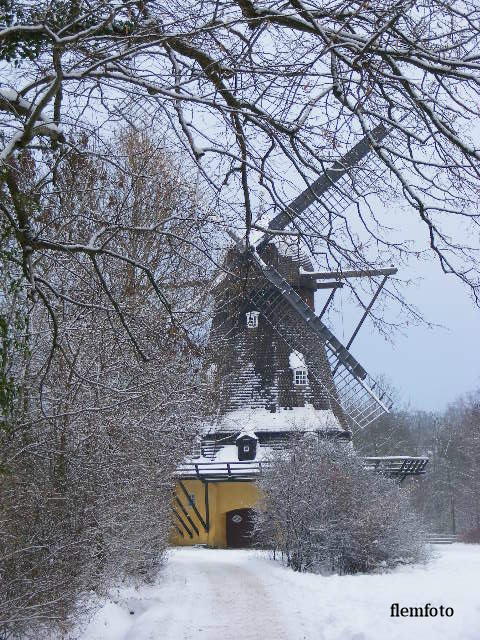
left=426, top=533, right=458, bottom=544
left=176, top=460, right=265, bottom=481
left=362, top=456, right=428, bottom=480
left=177, top=456, right=428, bottom=481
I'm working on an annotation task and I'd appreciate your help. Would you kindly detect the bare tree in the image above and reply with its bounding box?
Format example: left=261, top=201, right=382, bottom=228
left=1, top=0, right=480, bottom=321
left=0, top=131, right=211, bottom=638
left=431, top=392, right=480, bottom=536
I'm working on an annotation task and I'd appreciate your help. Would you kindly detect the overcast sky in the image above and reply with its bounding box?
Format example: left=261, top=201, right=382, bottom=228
left=323, top=234, right=480, bottom=413
left=351, top=263, right=479, bottom=412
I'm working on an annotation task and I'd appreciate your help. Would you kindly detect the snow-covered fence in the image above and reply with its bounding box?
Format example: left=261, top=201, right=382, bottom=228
left=426, top=534, right=458, bottom=545
left=177, top=461, right=265, bottom=481
left=177, top=455, right=429, bottom=481
left=363, top=456, right=428, bottom=481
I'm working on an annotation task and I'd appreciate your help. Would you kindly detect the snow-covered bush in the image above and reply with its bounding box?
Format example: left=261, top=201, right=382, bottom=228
left=254, top=438, right=429, bottom=574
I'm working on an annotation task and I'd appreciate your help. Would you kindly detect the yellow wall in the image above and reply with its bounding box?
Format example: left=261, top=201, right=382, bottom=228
left=171, top=480, right=261, bottom=547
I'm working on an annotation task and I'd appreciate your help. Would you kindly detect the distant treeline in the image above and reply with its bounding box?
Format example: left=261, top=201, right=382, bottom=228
left=353, top=390, right=480, bottom=536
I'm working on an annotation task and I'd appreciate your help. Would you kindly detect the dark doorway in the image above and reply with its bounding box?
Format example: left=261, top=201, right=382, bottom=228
left=226, top=508, right=255, bottom=548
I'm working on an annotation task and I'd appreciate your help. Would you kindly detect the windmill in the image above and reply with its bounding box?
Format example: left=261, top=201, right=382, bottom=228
left=172, top=125, right=428, bottom=547
left=207, top=124, right=396, bottom=433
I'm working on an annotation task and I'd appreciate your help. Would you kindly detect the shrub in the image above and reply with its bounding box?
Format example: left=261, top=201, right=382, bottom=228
left=254, top=438, right=429, bottom=574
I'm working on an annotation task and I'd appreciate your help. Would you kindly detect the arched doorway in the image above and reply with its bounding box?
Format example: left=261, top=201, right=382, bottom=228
left=226, top=508, right=255, bottom=548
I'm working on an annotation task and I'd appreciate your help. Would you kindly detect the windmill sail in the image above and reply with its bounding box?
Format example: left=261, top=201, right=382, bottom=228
left=256, top=123, right=389, bottom=250
left=240, top=123, right=395, bottom=428
left=247, top=250, right=392, bottom=429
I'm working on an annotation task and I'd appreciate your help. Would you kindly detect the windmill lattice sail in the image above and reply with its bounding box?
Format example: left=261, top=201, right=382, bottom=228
left=257, top=123, right=390, bottom=251
left=238, top=123, right=399, bottom=428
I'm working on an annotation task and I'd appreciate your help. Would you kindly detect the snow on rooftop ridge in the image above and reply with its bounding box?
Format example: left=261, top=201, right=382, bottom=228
left=186, top=443, right=270, bottom=464
left=273, top=237, right=313, bottom=268
left=289, top=350, right=306, bottom=370
left=236, top=428, right=258, bottom=441
left=205, top=405, right=341, bottom=433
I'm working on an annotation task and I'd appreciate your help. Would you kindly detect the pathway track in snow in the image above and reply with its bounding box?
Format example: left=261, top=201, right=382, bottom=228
left=80, top=545, right=480, bottom=640
left=132, top=550, right=292, bottom=640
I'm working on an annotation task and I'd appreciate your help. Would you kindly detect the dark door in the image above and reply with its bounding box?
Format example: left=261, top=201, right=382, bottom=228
left=226, top=508, right=255, bottom=548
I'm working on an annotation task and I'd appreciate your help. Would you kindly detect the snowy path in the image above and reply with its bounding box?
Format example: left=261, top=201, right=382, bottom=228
left=121, top=550, right=291, bottom=640
left=80, top=545, right=480, bottom=640
left=84, top=550, right=293, bottom=640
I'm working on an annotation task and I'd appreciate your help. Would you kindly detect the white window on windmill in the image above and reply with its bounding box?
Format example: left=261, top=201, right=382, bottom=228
left=289, top=350, right=308, bottom=386
left=294, top=368, right=308, bottom=386
left=246, top=310, right=260, bottom=329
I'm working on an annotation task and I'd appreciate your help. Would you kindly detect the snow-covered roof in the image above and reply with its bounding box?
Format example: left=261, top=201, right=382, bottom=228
left=236, top=428, right=258, bottom=441
left=185, top=442, right=280, bottom=467
left=289, top=350, right=307, bottom=370
left=191, top=443, right=273, bottom=464
left=205, top=405, right=341, bottom=434
left=272, top=237, right=314, bottom=269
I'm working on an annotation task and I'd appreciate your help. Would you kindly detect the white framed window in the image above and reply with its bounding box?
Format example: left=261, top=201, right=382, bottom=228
left=246, top=311, right=260, bottom=328
left=294, top=368, right=308, bottom=386
left=243, top=445, right=250, bottom=452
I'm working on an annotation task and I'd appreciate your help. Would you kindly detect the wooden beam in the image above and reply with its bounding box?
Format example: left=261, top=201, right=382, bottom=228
left=173, top=509, right=194, bottom=538
left=204, top=481, right=210, bottom=533
left=318, top=287, right=338, bottom=319
left=302, top=267, right=398, bottom=280
left=346, top=274, right=389, bottom=350
left=175, top=496, right=200, bottom=536
left=178, top=480, right=209, bottom=532
left=315, top=282, right=344, bottom=289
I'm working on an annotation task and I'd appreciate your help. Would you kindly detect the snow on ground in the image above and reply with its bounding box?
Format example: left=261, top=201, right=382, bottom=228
left=78, top=544, right=479, bottom=640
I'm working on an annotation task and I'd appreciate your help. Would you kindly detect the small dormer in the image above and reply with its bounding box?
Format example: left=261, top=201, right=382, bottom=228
left=236, top=431, right=258, bottom=461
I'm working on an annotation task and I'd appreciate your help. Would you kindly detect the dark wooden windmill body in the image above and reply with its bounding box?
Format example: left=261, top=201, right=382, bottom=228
left=209, top=243, right=347, bottom=428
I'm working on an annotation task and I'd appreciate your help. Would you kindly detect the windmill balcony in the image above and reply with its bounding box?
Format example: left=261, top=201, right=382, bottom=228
left=176, top=455, right=428, bottom=482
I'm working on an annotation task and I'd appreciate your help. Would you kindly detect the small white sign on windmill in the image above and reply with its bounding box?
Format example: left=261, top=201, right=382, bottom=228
left=246, top=311, right=260, bottom=328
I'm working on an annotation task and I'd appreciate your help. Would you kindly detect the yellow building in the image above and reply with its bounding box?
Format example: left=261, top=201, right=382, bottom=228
left=170, top=425, right=428, bottom=548
left=171, top=473, right=261, bottom=548
left=171, top=429, right=268, bottom=547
